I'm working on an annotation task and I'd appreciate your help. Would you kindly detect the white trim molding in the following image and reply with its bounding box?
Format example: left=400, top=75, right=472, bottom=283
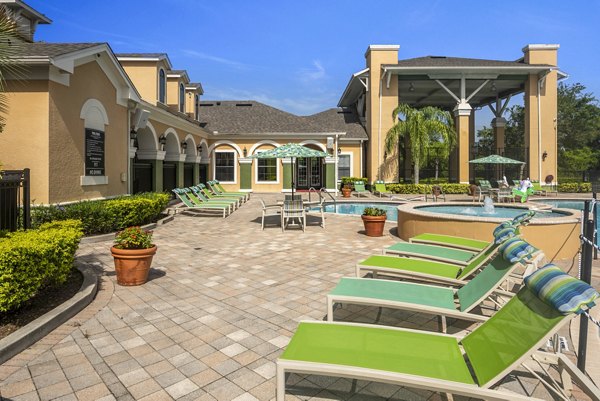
left=213, top=148, right=237, bottom=184
left=253, top=150, right=280, bottom=185
left=208, top=140, right=243, bottom=157
left=80, top=98, right=109, bottom=127
left=136, top=149, right=166, bottom=161
left=299, top=140, right=327, bottom=152
left=249, top=140, right=282, bottom=155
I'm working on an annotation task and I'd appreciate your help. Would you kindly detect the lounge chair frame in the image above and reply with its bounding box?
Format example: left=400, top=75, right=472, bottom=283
left=382, top=242, right=480, bottom=266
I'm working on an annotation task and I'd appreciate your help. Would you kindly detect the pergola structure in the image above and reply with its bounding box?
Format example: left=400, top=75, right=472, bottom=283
left=339, top=45, right=565, bottom=184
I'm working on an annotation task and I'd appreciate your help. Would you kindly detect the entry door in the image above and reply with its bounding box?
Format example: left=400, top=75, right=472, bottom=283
left=163, top=162, right=177, bottom=194
left=133, top=161, right=153, bottom=194
left=295, top=158, right=322, bottom=189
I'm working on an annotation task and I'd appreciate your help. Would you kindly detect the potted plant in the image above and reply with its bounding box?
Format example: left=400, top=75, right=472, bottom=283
left=340, top=177, right=352, bottom=198
left=111, top=226, right=157, bottom=286
left=361, top=207, right=387, bottom=237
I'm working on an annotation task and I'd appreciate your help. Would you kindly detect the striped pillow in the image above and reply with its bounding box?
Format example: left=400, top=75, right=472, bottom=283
left=493, top=221, right=515, bottom=237
left=499, top=237, right=537, bottom=263
left=525, top=264, right=599, bottom=315
left=512, top=210, right=536, bottom=226
left=493, top=226, right=518, bottom=245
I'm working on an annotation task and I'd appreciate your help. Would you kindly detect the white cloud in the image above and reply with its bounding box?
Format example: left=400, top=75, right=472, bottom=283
left=298, top=60, right=326, bottom=82
left=181, top=49, right=250, bottom=69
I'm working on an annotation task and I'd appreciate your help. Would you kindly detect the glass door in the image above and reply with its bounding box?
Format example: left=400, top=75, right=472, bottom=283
left=296, top=158, right=308, bottom=188
left=295, top=157, right=322, bottom=189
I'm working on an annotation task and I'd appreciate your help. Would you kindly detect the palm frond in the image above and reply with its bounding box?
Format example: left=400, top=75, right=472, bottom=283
left=0, top=5, right=25, bottom=133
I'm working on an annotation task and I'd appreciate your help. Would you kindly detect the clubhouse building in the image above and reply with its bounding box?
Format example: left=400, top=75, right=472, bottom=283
left=0, top=1, right=561, bottom=203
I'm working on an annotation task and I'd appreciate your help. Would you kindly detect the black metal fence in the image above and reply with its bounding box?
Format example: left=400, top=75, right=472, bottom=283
left=0, top=169, right=30, bottom=231
left=559, top=169, right=600, bottom=183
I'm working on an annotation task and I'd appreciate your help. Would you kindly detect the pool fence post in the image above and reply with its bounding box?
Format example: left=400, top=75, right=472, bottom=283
left=577, top=200, right=593, bottom=372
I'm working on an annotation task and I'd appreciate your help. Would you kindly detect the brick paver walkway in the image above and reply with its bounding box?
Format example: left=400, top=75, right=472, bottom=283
left=0, top=193, right=598, bottom=400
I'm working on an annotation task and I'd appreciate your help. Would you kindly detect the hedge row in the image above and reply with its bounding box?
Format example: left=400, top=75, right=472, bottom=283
left=31, top=192, right=170, bottom=236
left=557, top=182, right=592, bottom=193
left=340, top=177, right=368, bottom=186
left=0, top=220, right=83, bottom=312
left=385, top=183, right=471, bottom=195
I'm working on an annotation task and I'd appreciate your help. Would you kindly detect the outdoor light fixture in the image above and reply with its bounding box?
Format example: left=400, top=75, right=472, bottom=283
left=491, top=82, right=497, bottom=92
left=158, top=134, right=167, bottom=150
left=542, top=150, right=548, bottom=161
left=129, top=129, right=137, bottom=140
left=337, top=147, right=342, bottom=155
left=243, top=147, right=247, bottom=157
left=197, top=144, right=202, bottom=154
left=181, top=140, right=187, bottom=150
left=408, top=82, right=415, bottom=92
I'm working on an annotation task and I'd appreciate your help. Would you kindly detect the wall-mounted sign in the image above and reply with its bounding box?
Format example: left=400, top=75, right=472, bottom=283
left=85, top=128, right=105, bottom=176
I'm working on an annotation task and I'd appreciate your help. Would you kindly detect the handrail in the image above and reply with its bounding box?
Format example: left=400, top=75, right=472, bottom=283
left=320, top=188, right=336, bottom=204
left=307, top=187, right=319, bottom=203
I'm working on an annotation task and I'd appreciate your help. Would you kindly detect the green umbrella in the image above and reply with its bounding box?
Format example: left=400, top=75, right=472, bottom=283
left=249, top=143, right=330, bottom=196
left=468, top=154, right=524, bottom=164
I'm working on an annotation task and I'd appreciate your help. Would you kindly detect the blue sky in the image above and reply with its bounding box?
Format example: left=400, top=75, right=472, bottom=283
left=29, top=0, right=600, bottom=128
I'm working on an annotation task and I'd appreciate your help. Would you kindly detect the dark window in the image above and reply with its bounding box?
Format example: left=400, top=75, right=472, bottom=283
left=179, top=83, right=185, bottom=113
left=215, top=151, right=235, bottom=182
left=194, top=94, right=199, bottom=120
left=257, top=158, right=277, bottom=182
left=338, top=154, right=351, bottom=178
left=158, top=69, right=166, bottom=103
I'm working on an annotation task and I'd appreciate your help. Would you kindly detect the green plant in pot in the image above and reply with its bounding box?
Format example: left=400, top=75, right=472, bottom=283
left=111, top=226, right=157, bottom=286
left=361, top=207, right=387, bottom=237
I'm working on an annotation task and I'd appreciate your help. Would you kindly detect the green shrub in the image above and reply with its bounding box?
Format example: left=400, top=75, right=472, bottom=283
left=114, top=226, right=154, bottom=250
left=340, top=177, right=367, bottom=187
left=385, top=183, right=470, bottom=195
left=0, top=220, right=83, bottom=312
left=31, top=192, right=170, bottom=236
left=557, top=182, right=592, bottom=193
left=363, top=207, right=387, bottom=216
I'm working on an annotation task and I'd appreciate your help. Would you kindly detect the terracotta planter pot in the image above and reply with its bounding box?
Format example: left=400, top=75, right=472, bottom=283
left=341, top=188, right=352, bottom=198
left=111, top=245, right=157, bottom=286
left=361, top=215, right=387, bottom=237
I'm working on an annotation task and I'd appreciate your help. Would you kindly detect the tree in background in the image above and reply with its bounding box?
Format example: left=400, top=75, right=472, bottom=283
left=385, top=104, right=456, bottom=184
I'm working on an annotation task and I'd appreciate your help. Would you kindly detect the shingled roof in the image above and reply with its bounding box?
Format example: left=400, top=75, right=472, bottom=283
left=15, top=42, right=102, bottom=58
left=385, top=55, right=553, bottom=68
left=305, top=108, right=367, bottom=140
left=198, top=101, right=345, bottom=135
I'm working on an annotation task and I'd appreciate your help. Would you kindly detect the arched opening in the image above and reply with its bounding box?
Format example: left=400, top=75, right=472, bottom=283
left=163, top=131, right=180, bottom=193
left=132, top=125, right=157, bottom=193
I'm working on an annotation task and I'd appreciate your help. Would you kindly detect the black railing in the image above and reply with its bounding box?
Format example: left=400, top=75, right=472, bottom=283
left=0, top=169, right=30, bottom=231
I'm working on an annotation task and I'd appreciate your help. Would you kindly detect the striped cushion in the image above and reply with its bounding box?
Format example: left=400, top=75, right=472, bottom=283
left=493, top=221, right=515, bottom=237
left=493, top=226, right=518, bottom=245
left=525, top=264, right=599, bottom=315
left=499, top=237, right=537, bottom=263
left=512, top=210, right=536, bottom=226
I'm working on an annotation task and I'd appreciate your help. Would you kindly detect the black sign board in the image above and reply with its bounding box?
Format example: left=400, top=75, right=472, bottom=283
left=85, top=128, right=105, bottom=176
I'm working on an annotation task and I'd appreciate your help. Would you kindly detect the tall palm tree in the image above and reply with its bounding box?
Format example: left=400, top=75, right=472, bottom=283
left=0, top=5, right=24, bottom=133
left=385, top=104, right=456, bottom=184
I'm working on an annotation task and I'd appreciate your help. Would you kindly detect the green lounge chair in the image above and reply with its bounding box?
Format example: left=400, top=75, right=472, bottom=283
left=383, top=242, right=479, bottom=266
left=409, top=233, right=490, bottom=251
left=329, top=250, right=535, bottom=332
left=277, top=274, right=599, bottom=401
left=532, top=181, right=547, bottom=196
left=171, top=188, right=230, bottom=218
left=371, top=181, right=391, bottom=198
left=409, top=211, right=535, bottom=252
left=357, top=240, right=526, bottom=286
left=353, top=181, right=369, bottom=198
left=183, top=187, right=237, bottom=211
left=203, top=181, right=247, bottom=203
left=194, top=184, right=241, bottom=207
left=209, top=180, right=249, bottom=202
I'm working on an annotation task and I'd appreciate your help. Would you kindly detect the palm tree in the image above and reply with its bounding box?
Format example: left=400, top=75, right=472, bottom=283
left=0, top=5, right=24, bottom=133
left=385, top=104, right=456, bottom=184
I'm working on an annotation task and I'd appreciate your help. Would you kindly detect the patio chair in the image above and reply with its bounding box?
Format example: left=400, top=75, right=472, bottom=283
left=281, top=199, right=305, bottom=232
left=532, top=182, right=547, bottom=196
left=208, top=180, right=249, bottom=202
left=497, top=187, right=516, bottom=203
left=328, top=244, right=539, bottom=332
left=409, top=210, right=536, bottom=252
left=171, top=188, right=230, bottom=218
left=390, top=194, right=425, bottom=202
left=353, top=181, right=369, bottom=198
left=259, top=198, right=281, bottom=230
left=277, top=268, right=599, bottom=401
left=205, top=181, right=247, bottom=203
left=425, top=185, right=446, bottom=202
left=372, top=181, right=391, bottom=198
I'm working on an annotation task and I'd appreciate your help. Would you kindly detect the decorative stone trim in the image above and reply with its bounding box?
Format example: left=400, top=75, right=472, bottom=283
left=80, top=175, right=108, bottom=186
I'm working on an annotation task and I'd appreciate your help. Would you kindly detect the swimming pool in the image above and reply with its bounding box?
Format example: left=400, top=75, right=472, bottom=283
left=531, top=199, right=587, bottom=211
left=310, top=203, right=400, bottom=221
left=417, top=205, right=570, bottom=219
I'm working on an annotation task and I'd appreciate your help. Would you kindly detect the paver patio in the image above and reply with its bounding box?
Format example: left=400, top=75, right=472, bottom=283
left=0, top=194, right=598, bottom=400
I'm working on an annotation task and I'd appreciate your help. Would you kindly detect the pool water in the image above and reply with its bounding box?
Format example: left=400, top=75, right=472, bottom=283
left=532, top=199, right=587, bottom=210
left=311, top=203, right=400, bottom=221
left=417, top=205, right=570, bottom=219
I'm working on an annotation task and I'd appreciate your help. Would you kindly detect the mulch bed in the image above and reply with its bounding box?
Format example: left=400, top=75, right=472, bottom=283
left=0, top=269, right=83, bottom=340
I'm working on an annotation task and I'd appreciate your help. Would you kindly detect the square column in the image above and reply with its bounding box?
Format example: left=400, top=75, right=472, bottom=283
left=282, top=159, right=292, bottom=192
left=239, top=158, right=252, bottom=191
left=323, top=157, right=336, bottom=192
left=492, top=117, right=506, bottom=152
left=523, top=44, right=559, bottom=182
left=453, top=102, right=472, bottom=184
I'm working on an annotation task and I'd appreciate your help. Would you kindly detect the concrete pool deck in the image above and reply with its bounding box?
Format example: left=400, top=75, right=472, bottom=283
left=0, top=193, right=598, bottom=400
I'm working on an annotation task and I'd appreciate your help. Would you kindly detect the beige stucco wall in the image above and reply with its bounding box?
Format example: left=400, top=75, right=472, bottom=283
left=166, top=78, right=182, bottom=111
left=119, top=61, right=158, bottom=104
left=0, top=80, right=50, bottom=203
left=48, top=61, right=128, bottom=203
left=524, top=47, right=558, bottom=183
left=365, top=47, right=399, bottom=182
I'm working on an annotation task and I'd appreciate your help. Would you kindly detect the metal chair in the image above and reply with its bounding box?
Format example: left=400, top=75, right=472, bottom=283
left=426, top=185, right=446, bottom=202
left=282, top=199, right=306, bottom=232
left=259, top=199, right=281, bottom=230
